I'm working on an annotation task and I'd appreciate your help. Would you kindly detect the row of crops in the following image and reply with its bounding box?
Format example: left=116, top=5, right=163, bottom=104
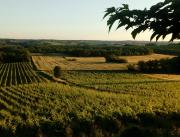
left=0, top=83, right=180, bottom=137
left=62, top=71, right=180, bottom=95
left=0, top=62, right=48, bottom=86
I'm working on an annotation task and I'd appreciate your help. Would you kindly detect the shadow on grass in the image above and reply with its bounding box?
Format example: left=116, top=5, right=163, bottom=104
left=80, top=80, right=176, bottom=86
left=63, top=69, right=130, bottom=73
left=64, top=69, right=180, bottom=75
left=0, top=112, right=180, bottom=137
left=37, top=71, right=53, bottom=81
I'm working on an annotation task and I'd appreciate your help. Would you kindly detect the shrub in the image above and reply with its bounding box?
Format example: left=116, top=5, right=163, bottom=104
left=127, top=64, right=137, bottom=71
left=137, top=57, right=180, bottom=73
left=66, top=58, right=77, bottom=61
left=53, top=66, right=62, bottom=78
left=105, top=55, right=128, bottom=63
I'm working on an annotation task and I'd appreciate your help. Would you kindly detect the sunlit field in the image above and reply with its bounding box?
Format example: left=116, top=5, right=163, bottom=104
left=62, top=70, right=180, bottom=94
left=0, top=48, right=179, bottom=136
left=0, top=82, right=180, bottom=136
left=32, top=54, right=174, bottom=71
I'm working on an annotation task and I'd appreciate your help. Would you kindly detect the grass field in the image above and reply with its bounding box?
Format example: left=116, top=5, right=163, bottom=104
left=32, top=54, right=175, bottom=71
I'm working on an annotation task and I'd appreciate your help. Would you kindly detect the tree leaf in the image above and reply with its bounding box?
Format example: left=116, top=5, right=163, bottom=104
left=150, top=32, right=157, bottom=41
left=103, top=7, right=116, bottom=19
left=104, top=0, right=180, bottom=41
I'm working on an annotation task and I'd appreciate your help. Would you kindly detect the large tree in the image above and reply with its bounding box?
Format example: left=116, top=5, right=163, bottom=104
left=104, top=0, right=180, bottom=41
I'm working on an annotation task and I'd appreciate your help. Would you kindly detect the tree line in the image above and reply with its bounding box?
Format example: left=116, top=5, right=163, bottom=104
left=0, top=46, right=31, bottom=63
left=24, top=44, right=153, bottom=57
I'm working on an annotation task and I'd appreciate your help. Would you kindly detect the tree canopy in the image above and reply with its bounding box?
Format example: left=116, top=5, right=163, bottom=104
left=104, top=0, right=180, bottom=41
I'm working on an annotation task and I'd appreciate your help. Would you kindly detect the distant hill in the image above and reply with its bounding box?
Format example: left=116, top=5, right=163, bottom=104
left=0, top=38, right=173, bottom=47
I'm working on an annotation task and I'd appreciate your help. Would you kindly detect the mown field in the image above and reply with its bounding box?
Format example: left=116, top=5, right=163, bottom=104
left=32, top=54, right=174, bottom=71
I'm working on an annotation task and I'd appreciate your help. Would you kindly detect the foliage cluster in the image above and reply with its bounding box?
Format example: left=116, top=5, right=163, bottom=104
left=105, top=55, right=128, bottom=63
left=152, top=43, right=180, bottom=56
left=27, top=45, right=153, bottom=57
left=104, top=0, right=180, bottom=41
left=53, top=66, right=62, bottom=78
left=0, top=46, right=31, bottom=63
left=137, top=57, right=180, bottom=73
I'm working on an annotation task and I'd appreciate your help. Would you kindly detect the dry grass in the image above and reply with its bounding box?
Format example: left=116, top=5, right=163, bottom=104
left=120, top=54, right=175, bottom=63
left=32, top=54, right=175, bottom=71
left=144, top=74, right=180, bottom=81
left=32, top=56, right=127, bottom=71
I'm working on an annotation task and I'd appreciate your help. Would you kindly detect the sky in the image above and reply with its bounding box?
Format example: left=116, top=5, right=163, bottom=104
left=0, top=0, right=164, bottom=41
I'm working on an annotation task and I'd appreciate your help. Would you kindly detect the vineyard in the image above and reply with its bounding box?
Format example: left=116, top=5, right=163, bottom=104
left=0, top=62, right=48, bottom=86
left=62, top=71, right=180, bottom=94
left=0, top=83, right=180, bottom=137
left=0, top=58, right=180, bottom=136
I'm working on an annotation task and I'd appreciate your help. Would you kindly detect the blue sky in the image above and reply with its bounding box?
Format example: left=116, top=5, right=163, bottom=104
left=0, top=0, right=163, bottom=40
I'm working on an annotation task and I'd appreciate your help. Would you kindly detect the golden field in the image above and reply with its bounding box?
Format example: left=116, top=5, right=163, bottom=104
left=32, top=54, right=175, bottom=71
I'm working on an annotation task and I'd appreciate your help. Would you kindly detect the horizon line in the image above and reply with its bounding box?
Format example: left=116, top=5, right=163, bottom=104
left=0, top=37, right=173, bottom=43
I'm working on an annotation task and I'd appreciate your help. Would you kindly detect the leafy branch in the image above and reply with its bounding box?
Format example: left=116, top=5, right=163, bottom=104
left=104, top=0, right=180, bottom=41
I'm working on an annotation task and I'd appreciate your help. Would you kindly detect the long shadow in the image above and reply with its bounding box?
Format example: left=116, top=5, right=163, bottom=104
left=63, top=69, right=130, bottom=73
left=65, top=69, right=180, bottom=75
left=80, top=80, right=178, bottom=86
left=37, top=71, right=53, bottom=81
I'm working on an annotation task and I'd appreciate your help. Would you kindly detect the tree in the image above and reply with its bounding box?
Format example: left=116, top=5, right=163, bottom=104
left=53, top=66, right=62, bottom=78
left=104, top=0, right=180, bottom=41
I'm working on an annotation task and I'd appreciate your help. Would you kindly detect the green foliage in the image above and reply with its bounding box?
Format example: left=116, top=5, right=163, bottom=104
left=105, top=55, right=128, bottom=63
left=104, top=0, right=180, bottom=41
left=137, top=57, right=180, bottom=73
left=26, top=45, right=153, bottom=57
left=152, top=43, right=180, bottom=56
left=145, top=43, right=157, bottom=47
left=0, top=81, right=179, bottom=136
left=127, top=64, right=137, bottom=71
left=53, top=66, right=62, bottom=78
left=0, top=39, right=154, bottom=57
left=62, top=71, right=180, bottom=95
left=0, top=46, right=31, bottom=63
